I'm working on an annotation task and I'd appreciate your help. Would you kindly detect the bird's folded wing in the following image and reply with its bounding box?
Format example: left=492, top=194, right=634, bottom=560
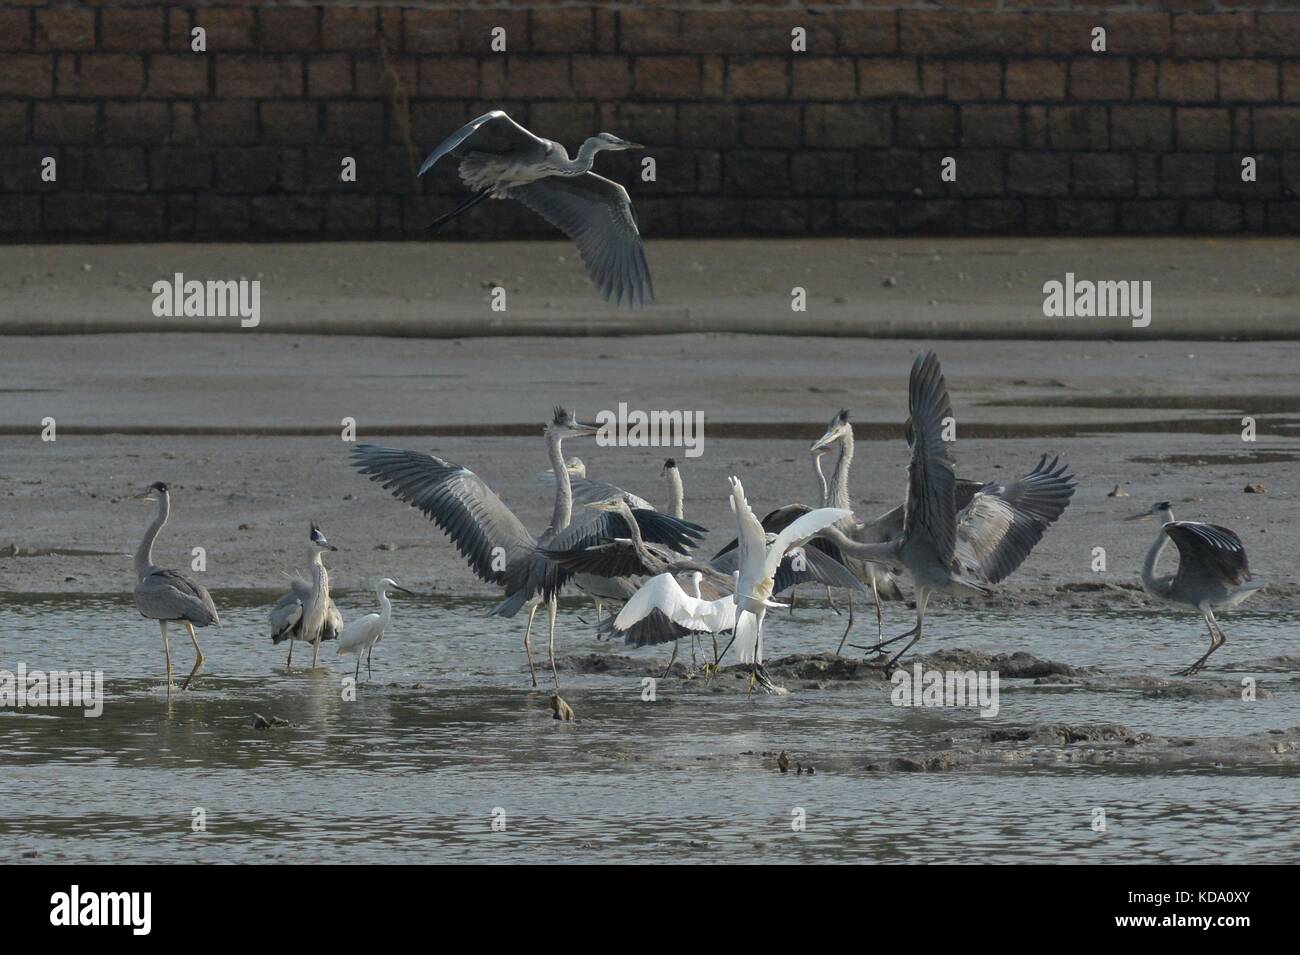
left=511, top=173, right=654, bottom=307
left=350, top=444, right=535, bottom=586
left=954, top=455, right=1076, bottom=584
left=137, top=570, right=219, bottom=625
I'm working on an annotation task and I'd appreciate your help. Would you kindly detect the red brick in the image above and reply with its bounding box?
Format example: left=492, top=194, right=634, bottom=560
left=728, top=58, right=788, bottom=99
left=532, top=9, right=593, bottom=53
left=792, top=58, right=855, bottom=100
left=260, top=101, right=320, bottom=145
left=1110, top=105, right=1172, bottom=149
left=197, top=101, right=256, bottom=145
left=417, top=57, right=477, bottom=98
left=104, top=102, right=169, bottom=144
left=102, top=9, right=166, bottom=51
left=1286, top=63, right=1300, bottom=103
left=1254, top=108, right=1300, bottom=150
left=325, top=101, right=384, bottom=143
left=945, top=61, right=1002, bottom=101
left=1006, top=60, right=1065, bottom=100
left=167, top=9, right=194, bottom=51
left=857, top=58, right=919, bottom=99
left=960, top=104, right=1021, bottom=147
left=1173, top=13, right=1256, bottom=57
left=403, top=10, right=455, bottom=53
left=505, top=58, right=571, bottom=99
left=1070, top=59, right=1131, bottom=100
left=200, top=8, right=255, bottom=50
left=147, top=55, right=209, bottom=97
left=1218, top=61, right=1277, bottom=103
left=77, top=54, right=146, bottom=97
left=1048, top=105, right=1108, bottom=149
left=528, top=102, right=597, bottom=147
left=897, top=105, right=957, bottom=146
left=572, top=56, right=631, bottom=99
left=832, top=12, right=899, bottom=55
left=34, top=9, right=94, bottom=51
left=805, top=103, right=891, bottom=148
left=1105, top=14, right=1171, bottom=55
left=260, top=8, right=320, bottom=53
left=741, top=104, right=800, bottom=147
left=900, top=11, right=1037, bottom=56
left=355, top=56, right=416, bottom=98
left=0, top=54, right=52, bottom=96
left=0, top=10, right=30, bottom=51
left=678, top=104, right=738, bottom=147
left=1158, top=60, right=1216, bottom=103
left=1175, top=107, right=1230, bottom=150
left=322, top=8, right=379, bottom=52
left=677, top=12, right=794, bottom=55
left=619, top=10, right=681, bottom=54
left=308, top=55, right=352, bottom=97
left=34, top=103, right=96, bottom=143
left=216, top=55, right=301, bottom=98
left=635, top=57, right=699, bottom=99
left=1256, top=15, right=1300, bottom=57
left=0, top=101, right=27, bottom=142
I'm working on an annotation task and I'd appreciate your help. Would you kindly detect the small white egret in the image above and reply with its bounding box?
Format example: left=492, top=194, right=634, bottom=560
left=337, top=577, right=416, bottom=681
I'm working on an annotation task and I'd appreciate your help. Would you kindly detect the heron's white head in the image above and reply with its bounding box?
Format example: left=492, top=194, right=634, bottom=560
left=810, top=409, right=852, bottom=453
left=546, top=406, right=598, bottom=440
left=310, top=523, right=339, bottom=552
left=1125, top=501, right=1173, bottom=522
left=133, top=480, right=170, bottom=503
left=589, top=132, right=643, bottom=152
left=379, top=577, right=416, bottom=596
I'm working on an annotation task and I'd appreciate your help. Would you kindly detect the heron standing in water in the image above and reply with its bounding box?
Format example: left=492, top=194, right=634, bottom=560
left=1127, top=502, right=1265, bottom=675
left=418, top=110, right=653, bottom=307
left=270, top=524, right=341, bottom=671
left=337, top=577, right=415, bottom=681
left=131, top=481, right=219, bottom=694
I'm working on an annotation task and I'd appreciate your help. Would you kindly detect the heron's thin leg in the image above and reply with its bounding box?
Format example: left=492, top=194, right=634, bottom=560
left=547, top=597, right=560, bottom=692
left=788, top=584, right=797, bottom=616
left=428, top=188, right=491, bottom=232
left=662, top=640, right=679, bottom=678
left=835, top=592, right=855, bottom=656
left=1176, top=611, right=1226, bottom=676
left=366, top=645, right=373, bottom=681
left=882, top=592, right=928, bottom=674
left=354, top=655, right=361, bottom=683
left=160, top=620, right=172, bottom=696
left=311, top=636, right=320, bottom=670
left=522, top=604, right=539, bottom=687
left=826, top=586, right=839, bottom=614
left=181, top=622, right=204, bottom=691
left=591, top=598, right=604, bottom=639
left=870, top=574, right=883, bottom=642
left=286, top=636, right=294, bottom=671
left=691, top=632, right=698, bottom=667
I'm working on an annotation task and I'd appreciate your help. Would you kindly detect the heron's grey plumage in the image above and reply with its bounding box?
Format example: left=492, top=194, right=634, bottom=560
left=270, top=576, right=342, bottom=645
left=418, top=110, right=653, bottom=307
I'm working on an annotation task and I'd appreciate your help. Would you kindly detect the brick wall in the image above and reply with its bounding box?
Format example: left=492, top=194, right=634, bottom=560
left=0, top=1, right=1297, bottom=240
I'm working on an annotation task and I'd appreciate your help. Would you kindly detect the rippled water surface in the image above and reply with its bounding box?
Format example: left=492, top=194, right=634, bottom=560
left=1, top=593, right=1296, bottom=864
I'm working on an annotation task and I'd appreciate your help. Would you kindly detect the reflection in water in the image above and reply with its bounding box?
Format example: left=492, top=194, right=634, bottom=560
left=0, top=593, right=1296, bottom=863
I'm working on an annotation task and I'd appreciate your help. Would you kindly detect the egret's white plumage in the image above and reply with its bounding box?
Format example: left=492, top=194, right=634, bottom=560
left=337, top=577, right=413, bottom=681
left=615, top=571, right=737, bottom=637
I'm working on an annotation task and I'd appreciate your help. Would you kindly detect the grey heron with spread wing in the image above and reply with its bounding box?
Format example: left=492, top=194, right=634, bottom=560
left=821, top=351, right=1077, bottom=673
left=270, top=524, right=342, bottom=671
left=132, top=481, right=220, bottom=695
left=1126, top=502, right=1265, bottom=675
left=350, top=408, right=705, bottom=710
left=419, top=110, right=653, bottom=307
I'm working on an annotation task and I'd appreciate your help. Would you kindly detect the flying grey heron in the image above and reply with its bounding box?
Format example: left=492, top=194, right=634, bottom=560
left=270, top=524, right=342, bottom=671
left=820, top=351, right=1077, bottom=673
left=336, top=577, right=416, bottom=682
left=349, top=407, right=706, bottom=709
left=1126, top=502, right=1265, bottom=675
left=132, top=481, right=220, bottom=694
left=419, top=110, right=653, bottom=307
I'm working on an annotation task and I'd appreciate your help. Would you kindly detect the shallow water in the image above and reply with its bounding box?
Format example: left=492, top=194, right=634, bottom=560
left=0, top=593, right=1296, bottom=864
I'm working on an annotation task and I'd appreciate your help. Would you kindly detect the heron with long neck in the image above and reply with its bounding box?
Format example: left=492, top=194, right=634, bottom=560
left=132, top=481, right=219, bottom=695
left=1126, top=501, right=1265, bottom=675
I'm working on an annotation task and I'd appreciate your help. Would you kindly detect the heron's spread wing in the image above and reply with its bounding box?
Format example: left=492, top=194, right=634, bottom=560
left=729, top=478, right=769, bottom=596
left=615, top=573, right=736, bottom=638
left=567, top=476, right=653, bottom=510
left=773, top=544, right=869, bottom=597
left=903, top=351, right=957, bottom=563
left=417, top=110, right=546, bottom=177
left=954, top=455, right=1077, bottom=585
left=135, top=570, right=218, bottom=626
left=510, top=173, right=653, bottom=307
left=764, top=507, right=854, bottom=583
left=540, top=509, right=709, bottom=578
left=350, top=445, right=535, bottom=587
left=1165, top=521, right=1251, bottom=588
